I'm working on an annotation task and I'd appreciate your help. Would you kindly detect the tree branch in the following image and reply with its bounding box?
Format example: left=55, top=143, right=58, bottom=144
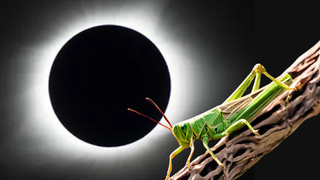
left=169, top=40, right=320, bottom=180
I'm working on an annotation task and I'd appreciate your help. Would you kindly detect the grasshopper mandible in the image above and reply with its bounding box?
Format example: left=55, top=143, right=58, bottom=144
left=128, top=64, right=294, bottom=179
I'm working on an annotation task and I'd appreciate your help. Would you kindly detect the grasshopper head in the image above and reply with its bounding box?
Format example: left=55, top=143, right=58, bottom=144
left=172, top=121, right=193, bottom=147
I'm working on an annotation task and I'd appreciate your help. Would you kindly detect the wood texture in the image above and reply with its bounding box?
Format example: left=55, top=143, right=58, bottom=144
left=169, top=40, right=320, bottom=180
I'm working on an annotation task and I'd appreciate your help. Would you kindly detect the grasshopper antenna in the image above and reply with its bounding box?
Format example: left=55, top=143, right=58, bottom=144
left=145, top=97, right=173, bottom=128
left=128, top=108, right=172, bottom=131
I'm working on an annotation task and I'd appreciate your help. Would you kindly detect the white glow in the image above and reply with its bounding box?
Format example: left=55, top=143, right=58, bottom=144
left=20, top=1, right=202, bottom=162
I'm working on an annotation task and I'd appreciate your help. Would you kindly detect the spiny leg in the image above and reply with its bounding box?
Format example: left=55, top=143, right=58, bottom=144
left=166, top=146, right=185, bottom=180
left=185, top=137, right=194, bottom=166
left=223, top=64, right=292, bottom=104
left=223, top=66, right=258, bottom=104
left=202, top=136, right=226, bottom=175
left=253, top=64, right=292, bottom=91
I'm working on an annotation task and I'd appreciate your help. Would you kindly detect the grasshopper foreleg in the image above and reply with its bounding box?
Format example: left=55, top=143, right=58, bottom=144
left=166, top=146, right=185, bottom=180
left=166, top=139, right=194, bottom=180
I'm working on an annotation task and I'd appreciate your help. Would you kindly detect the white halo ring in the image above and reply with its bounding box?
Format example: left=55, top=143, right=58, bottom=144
left=19, top=3, right=201, bottom=162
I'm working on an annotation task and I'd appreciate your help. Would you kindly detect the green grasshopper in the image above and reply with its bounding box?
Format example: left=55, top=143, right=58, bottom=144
left=128, top=64, right=294, bottom=180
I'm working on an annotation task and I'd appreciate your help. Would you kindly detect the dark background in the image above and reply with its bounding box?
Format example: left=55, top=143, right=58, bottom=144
left=0, top=1, right=319, bottom=180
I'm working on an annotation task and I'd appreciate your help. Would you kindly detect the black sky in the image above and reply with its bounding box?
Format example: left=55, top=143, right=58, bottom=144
left=0, top=1, right=319, bottom=180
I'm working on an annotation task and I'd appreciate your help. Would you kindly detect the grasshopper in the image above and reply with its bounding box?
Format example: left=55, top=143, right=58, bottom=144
left=128, top=64, right=293, bottom=179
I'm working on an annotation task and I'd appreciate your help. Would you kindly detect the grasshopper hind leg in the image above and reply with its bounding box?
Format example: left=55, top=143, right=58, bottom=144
left=286, top=82, right=301, bottom=105
left=223, top=63, right=292, bottom=104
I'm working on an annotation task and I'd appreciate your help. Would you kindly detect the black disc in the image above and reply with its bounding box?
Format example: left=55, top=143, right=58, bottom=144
left=49, top=25, right=171, bottom=147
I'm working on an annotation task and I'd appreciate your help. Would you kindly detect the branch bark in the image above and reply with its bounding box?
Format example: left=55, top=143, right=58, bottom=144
left=169, top=40, right=320, bottom=180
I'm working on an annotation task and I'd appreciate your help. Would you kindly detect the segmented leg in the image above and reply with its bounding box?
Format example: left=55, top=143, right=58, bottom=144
left=202, top=136, right=226, bottom=175
left=201, top=119, right=260, bottom=176
left=224, top=64, right=292, bottom=104
left=286, top=82, right=302, bottom=105
left=252, top=70, right=261, bottom=93
left=224, top=119, right=260, bottom=136
left=212, top=119, right=260, bottom=140
left=165, top=146, right=185, bottom=180
left=185, top=137, right=194, bottom=166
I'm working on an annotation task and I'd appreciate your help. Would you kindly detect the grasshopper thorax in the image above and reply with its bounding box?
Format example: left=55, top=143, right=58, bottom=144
left=172, top=121, right=193, bottom=148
